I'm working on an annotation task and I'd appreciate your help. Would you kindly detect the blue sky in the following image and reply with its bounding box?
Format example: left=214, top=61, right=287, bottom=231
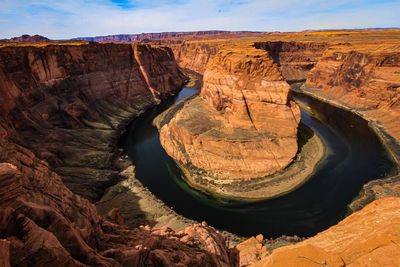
left=0, top=0, right=399, bottom=39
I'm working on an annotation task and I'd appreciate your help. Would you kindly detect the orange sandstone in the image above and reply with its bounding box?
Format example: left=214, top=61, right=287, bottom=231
left=159, top=46, right=300, bottom=182
left=250, top=197, right=400, bottom=266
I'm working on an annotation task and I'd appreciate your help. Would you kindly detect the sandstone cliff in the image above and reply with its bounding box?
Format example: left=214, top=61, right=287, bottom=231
left=0, top=42, right=237, bottom=266
left=158, top=45, right=302, bottom=198
left=169, top=40, right=329, bottom=81
left=169, top=40, right=226, bottom=74
left=306, top=42, right=400, bottom=141
left=0, top=41, right=186, bottom=201
left=254, top=41, right=328, bottom=81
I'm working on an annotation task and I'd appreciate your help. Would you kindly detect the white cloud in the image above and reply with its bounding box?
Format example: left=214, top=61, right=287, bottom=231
left=0, top=0, right=398, bottom=39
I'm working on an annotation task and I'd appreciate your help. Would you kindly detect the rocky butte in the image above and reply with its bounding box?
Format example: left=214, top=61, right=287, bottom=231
left=157, top=45, right=324, bottom=199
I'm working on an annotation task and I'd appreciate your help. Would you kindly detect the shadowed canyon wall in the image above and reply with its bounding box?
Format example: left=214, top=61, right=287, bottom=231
left=0, top=42, right=238, bottom=266
left=0, top=42, right=186, bottom=201
left=253, top=41, right=329, bottom=81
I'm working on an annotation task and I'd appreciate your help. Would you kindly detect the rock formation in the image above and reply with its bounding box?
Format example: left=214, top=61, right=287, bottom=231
left=158, top=46, right=302, bottom=198
left=170, top=40, right=226, bottom=74
left=169, top=40, right=328, bottom=80
left=300, top=40, right=400, bottom=209
left=306, top=41, right=400, bottom=141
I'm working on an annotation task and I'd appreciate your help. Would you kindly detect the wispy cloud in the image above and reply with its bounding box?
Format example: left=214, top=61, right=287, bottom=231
left=0, top=0, right=398, bottom=39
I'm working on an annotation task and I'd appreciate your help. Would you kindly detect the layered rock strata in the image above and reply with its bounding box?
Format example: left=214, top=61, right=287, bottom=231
left=0, top=42, right=238, bottom=266
left=306, top=42, right=400, bottom=141
left=254, top=41, right=329, bottom=81
left=169, top=40, right=226, bottom=74
left=158, top=46, right=307, bottom=199
left=170, top=40, right=329, bottom=81
left=0, top=41, right=186, bottom=201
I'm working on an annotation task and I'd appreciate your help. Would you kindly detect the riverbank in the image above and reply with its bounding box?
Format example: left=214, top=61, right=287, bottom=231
left=154, top=95, right=325, bottom=201
left=96, top=77, right=247, bottom=247
left=291, top=82, right=400, bottom=212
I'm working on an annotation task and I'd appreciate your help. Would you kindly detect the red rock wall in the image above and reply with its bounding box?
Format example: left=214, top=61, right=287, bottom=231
left=169, top=40, right=225, bottom=74
left=0, top=42, right=187, bottom=201
left=169, top=40, right=329, bottom=82
left=306, top=42, right=400, bottom=140
left=0, top=43, right=236, bottom=266
left=254, top=41, right=329, bottom=81
left=0, top=42, right=184, bottom=128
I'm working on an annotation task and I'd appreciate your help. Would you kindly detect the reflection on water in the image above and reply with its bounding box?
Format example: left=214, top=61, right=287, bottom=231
left=121, top=84, right=396, bottom=238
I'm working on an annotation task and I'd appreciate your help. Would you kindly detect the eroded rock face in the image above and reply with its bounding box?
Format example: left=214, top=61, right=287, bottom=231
left=159, top=47, right=300, bottom=181
left=0, top=42, right=186, bottom=201
left=250, top=197, right=400, bottom=266
left=306, top=42, right=400, bottom=141
left=254, top=41, right=329, bottom=81
left=170, top=40, right=225, bottom=74
left=0, top=42, right=236, bottom=266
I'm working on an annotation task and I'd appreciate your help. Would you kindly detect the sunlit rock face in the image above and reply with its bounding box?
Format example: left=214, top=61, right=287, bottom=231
left=306, top=42, right=400, bottom=140
left=160, top=46, right=301, bottom=180
left=250, top=197, right=400, bottom=267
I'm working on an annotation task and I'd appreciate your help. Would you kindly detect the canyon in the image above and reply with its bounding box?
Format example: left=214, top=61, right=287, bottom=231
left=0, top=30, right=400, bottom=266
left=0, top=41, right=237, bottom=266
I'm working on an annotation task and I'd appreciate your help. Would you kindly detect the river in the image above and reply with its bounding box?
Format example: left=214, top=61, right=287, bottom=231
left=120, top=81, right=396, bottom=238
